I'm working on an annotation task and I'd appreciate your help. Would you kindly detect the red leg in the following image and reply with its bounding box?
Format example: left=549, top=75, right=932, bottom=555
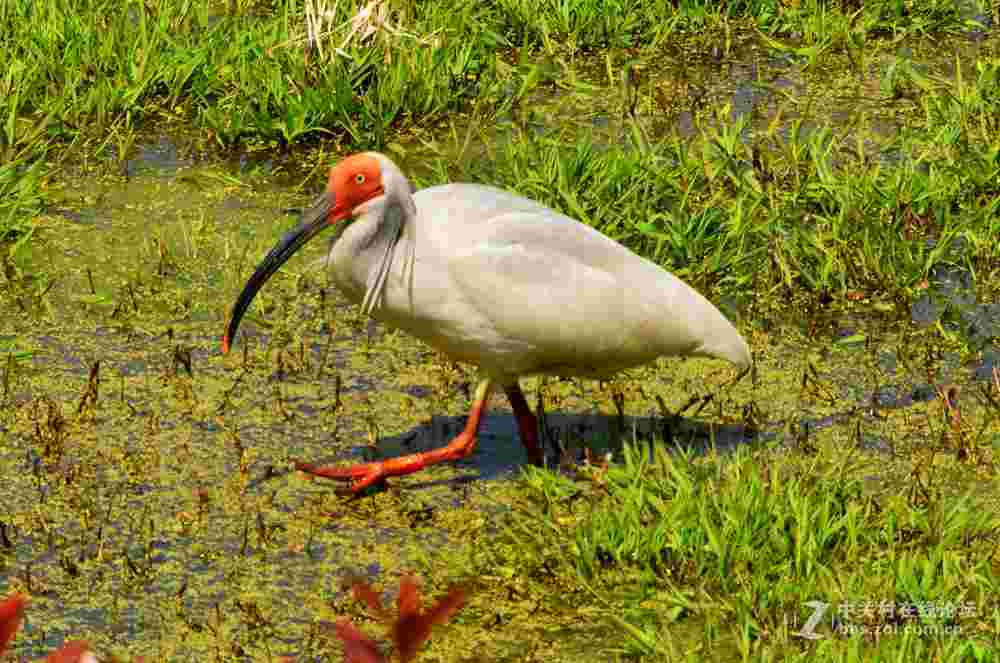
left=296, top=380, right=495, bottom=493
left=504, top=383, right=544, bottom=466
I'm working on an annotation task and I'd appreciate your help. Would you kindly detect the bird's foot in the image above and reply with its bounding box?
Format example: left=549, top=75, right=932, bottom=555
left=295, top=460, right=389, bottom=495
left=294, top=432, right=478, bottom=495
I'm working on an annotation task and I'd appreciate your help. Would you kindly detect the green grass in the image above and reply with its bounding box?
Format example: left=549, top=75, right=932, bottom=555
left=0, top=0, right=502, bottom=149
left=493, top=0, right=982, bottom=53
left=0, top=154, right=47, bottom=251
left=490, top=436, right=999, bottom=660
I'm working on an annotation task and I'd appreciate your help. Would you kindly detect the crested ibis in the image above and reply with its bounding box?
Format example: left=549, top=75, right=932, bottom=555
left=222, top=152, right=751, bottom=493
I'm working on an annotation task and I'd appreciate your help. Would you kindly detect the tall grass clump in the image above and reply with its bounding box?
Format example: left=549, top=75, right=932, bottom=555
left=491, top=440, right=999, bottom=660
left=0, top=0, right=507, bottom=150
left=492, top=0, right=987, bottom=53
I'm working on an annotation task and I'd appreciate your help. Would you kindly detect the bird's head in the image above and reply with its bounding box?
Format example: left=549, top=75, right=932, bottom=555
left=325, top=152, right=386, bottom=223
left=222, top=153, right=393, bottom=354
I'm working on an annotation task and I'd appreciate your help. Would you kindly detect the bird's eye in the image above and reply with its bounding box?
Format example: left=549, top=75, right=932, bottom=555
left=355, top=174, right=366, bottom=184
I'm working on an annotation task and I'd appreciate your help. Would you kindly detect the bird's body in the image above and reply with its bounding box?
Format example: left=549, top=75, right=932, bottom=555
left=326, top=182, right=749, bottom=381
left=223, top=153, right=750, bottom=493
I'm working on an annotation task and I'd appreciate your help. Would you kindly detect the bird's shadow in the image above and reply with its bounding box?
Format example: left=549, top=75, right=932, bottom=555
left=335, top=409, right=757, bottom=487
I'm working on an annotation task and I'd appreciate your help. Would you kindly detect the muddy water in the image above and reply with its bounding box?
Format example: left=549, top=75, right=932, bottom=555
left=2, top=33, right=999, bottom=660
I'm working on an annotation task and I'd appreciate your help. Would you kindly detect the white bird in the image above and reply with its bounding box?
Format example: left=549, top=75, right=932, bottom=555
left=222, top=152, right=751, bottom=493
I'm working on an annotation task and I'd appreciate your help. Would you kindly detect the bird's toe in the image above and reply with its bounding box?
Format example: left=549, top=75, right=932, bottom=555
left=295, top=459, right=388, bottom=495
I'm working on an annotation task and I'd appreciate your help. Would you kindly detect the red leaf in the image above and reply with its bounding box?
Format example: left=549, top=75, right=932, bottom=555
left=351, top=583, right=389, bottom=622
left=334, top=618, right=385, bottom=663
left=339, top=574, right=467, bottom=663
left=392, top=577, right=465, bottom=663
left=0, top=594, right=28, bottom=657
left=45, top=640, right=95, bottom=663
left=395, top=576, right=421, bottom=624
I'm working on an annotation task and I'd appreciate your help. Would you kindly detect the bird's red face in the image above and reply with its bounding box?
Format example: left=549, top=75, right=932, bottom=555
left=325, top=153, right=385, bottom=225
left=222, top=153, right=387, bottom=353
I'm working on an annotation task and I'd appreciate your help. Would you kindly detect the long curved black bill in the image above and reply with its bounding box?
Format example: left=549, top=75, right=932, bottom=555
left=222, top=193, right=335, bottom=353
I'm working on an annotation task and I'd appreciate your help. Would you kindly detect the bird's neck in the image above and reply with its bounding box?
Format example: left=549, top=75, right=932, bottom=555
left=355, top=196, right=411, bottom=252
left=333, top=195, right=414, bottom=312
